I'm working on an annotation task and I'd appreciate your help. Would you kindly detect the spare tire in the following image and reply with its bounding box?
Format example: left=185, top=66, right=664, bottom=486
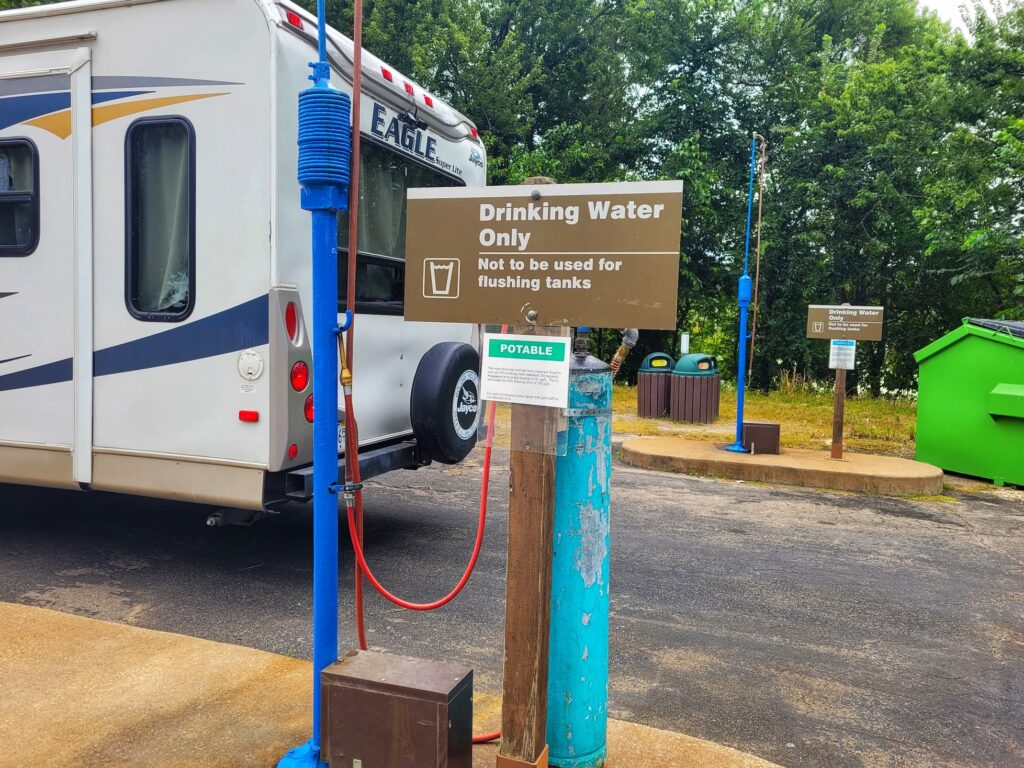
left=411, top=342, right=481, bottom=465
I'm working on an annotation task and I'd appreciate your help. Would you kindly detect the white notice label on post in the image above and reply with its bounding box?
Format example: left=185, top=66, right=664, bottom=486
left=480, top=333, right=571, bottom=408
left=829, top=339, right=857, bottom=370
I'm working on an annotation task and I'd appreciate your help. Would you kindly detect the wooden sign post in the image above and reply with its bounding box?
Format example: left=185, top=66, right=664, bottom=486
left=808, top=306, right=883, bottom=460
left=496, top=321, right=564, bottom=768
left=828, top=339, right=857, bottom=459
left=498, top=390, right=557, bottom=768
left=831, top=367, right=848, bottom=460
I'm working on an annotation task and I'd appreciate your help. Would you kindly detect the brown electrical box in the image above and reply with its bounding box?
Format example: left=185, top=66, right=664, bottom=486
left=742, top=421, right=781, bottom=455
left=321, top=650, right=473, bottom=768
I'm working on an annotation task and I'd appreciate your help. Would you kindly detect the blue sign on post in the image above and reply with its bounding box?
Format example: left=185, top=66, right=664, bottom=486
left=829, top=339, right=857, bottom=370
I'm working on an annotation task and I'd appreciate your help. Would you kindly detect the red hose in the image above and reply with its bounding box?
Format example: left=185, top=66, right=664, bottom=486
left=346, top=390, right=497, bottom=612
left=339, top=0, right=499, bottom=750
left=347, top=0, right=367, bottom=654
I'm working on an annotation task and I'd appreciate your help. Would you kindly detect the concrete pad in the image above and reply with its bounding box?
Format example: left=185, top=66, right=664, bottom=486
left=0, top=602, right=780, bottom=768
left=620, top=437, right=943, bottom=495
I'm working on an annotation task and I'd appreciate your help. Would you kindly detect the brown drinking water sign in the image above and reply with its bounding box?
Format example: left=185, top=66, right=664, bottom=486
left=404, top=181, right=684, bottom=329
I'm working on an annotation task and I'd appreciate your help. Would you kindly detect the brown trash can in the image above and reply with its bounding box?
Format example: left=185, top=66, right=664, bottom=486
left=637, top=352, right=674, bottom=418
left=670, top=354, right=721, bottom=424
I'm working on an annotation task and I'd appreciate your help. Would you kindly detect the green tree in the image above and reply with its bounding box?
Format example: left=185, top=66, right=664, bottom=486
left=914, top=3, right=1024, bottom=320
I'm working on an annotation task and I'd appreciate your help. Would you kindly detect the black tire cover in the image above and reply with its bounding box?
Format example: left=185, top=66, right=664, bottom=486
left=411, top=342, right=481, bottom=465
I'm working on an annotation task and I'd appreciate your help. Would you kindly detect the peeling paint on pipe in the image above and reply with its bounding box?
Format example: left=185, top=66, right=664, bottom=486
left=547, top=357, right=611, bottom=768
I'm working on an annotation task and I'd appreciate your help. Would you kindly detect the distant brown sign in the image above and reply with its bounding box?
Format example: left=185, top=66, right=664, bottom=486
left=807, top=305, right=885, bottom=341
left=404, top=181, right=684, bottom=329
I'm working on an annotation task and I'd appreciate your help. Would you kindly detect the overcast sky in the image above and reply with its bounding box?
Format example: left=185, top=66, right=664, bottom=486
left=918, top=0, right=996, bottom=30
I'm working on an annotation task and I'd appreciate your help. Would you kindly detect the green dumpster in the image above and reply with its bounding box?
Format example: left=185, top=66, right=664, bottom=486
left=637, top=353, right=674, bottom=418
left=669, top=354, right=720, bottom=423
left=914, top=318, right=1024, bottom=487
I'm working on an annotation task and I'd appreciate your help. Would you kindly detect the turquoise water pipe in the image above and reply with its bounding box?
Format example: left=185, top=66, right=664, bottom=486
left=547, top=331, right=613, bottom=767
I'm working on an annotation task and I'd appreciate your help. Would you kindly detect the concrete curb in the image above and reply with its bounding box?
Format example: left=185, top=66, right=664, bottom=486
left=619, top=437, right=944, bottom=496
left=0, top=602, right=782, bottom=768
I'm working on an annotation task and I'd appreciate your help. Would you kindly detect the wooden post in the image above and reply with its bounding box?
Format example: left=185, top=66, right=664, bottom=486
left=497, top=401, right=555, bottom=768
left=831, top=367, right=846, bottom=460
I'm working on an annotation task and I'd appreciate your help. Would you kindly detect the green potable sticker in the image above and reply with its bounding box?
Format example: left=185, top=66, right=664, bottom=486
left=481, top=333, right=571, bottom=408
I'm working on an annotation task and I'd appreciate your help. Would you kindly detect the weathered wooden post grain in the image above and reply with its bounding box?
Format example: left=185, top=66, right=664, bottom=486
left=831, top=367, right=847, bottom=460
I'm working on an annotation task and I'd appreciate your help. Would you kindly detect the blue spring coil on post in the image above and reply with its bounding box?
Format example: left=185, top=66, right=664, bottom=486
left=298, top=85, right=352, bottom=193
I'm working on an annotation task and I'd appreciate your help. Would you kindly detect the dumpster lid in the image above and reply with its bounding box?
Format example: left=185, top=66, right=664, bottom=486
left=914, top=317, right=1024, bottom=363
left=968, top=318, right=1024, bottom=339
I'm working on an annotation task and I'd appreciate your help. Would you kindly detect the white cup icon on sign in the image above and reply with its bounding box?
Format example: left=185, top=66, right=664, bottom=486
left=424, top=258, right=460, bottom=299
left=813, top=322, right=824, bottom=333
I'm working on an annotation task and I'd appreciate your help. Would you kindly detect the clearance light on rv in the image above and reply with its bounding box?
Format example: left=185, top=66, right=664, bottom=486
left=285, top=10, right=303, bottom=29
left=288, top=443, right=299, bottom=460
left=285, top=302, right=299, bottom=343
left=291, top=361, right=310, bottom=392
left=304, top=395, right=314, bottom=423
left=470, top=127, right=479, bottom=139
left=239, top=410, right=260, bottom=423
left=381, top=67, right=393, bottom=82
left=423, top=94, right=434, bottom=108
left=404, top=82, right=414, bottom=96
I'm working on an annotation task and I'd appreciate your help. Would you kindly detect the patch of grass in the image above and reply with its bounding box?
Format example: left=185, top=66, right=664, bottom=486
left=612, top=384, right=918, bottom=458
left=489, top=383, right=918, bottom=459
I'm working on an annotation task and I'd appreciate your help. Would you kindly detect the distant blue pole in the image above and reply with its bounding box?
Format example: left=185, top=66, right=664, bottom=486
left=546, top=332, right=612, bottom=768
left=726, top=136, right=758, bottom=453
left=279, top=3, right=350, bottom=766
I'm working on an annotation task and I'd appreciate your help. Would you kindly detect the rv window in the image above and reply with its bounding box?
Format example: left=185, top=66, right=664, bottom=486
left=338, top=141, right=461, bottom=312
left=125, top=118, right=195, bottom=321
left=0, top=140, right=39, bottom=256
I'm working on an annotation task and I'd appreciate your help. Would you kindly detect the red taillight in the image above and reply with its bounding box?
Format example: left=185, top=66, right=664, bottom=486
left=291, top=361, right=309, bottom=392
left=304, top=394, right=314, bottom=423
left=404, top=81, right=414, bottom=96
left=288, top=443, right=299, bottom=460
left=381, top=67, right=393, bottom=82
left=423, top=94, right=433, bottom=108
left=470, top=126, right=479, bottom=139
left=285, top=10, right=303, bottom=28
left=285, top=302, right=299, bottom=342
left=238, top=410, right=259, bottom=423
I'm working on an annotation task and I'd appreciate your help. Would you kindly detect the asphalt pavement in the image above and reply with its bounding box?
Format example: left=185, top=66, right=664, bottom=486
left=1, top=452, right=1021, bottom=767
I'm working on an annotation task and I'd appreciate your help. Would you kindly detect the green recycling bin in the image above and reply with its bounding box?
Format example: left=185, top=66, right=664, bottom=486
left=915, top=318, right=1024, bottom=487
left=637, top=352, right=675, bottom=418
left=670, top=354, right=721, bottom=423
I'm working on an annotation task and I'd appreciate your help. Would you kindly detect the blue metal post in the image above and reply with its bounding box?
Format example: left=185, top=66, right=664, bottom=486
left=278, top=3, right=350, bottom=766
left=547, top=333, right=612, bottom=768
left=727, top=136, right=758, bottom=453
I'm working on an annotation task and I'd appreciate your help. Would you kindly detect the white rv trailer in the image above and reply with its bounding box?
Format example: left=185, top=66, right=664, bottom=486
left=0, top=0, right=487, bottom=514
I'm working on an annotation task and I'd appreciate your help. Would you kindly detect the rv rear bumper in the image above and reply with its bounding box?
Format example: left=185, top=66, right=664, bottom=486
left=272, top=440, right=428, bottom=503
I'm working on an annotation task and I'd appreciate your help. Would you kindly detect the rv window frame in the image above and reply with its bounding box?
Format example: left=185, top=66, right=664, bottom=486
left=0, top=137, right=40, bottom=258
left=124, top=116, right=197, bottom=323
left=338, top=135, right=465, bottom=316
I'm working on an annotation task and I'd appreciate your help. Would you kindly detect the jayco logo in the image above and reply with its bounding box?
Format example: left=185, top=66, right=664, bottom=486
left=457, top=387, right=478, bottom=415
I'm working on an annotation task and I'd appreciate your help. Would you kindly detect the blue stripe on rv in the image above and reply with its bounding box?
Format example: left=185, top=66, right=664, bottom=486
left=0, top=295, right=269, bottom=392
